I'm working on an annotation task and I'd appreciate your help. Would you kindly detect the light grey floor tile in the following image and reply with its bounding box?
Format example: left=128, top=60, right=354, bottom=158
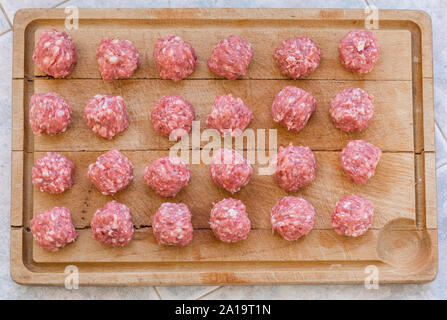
left=2, top=284, right=161, bottom=300
left=201, top=283, right=437, bottom=300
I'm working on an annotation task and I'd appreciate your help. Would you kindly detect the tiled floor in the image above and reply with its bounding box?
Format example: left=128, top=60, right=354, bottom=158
left=0, top=0, right=445, bottom=299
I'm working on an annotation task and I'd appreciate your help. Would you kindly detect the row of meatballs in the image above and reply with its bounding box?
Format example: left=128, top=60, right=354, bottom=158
left=31, top=194, right=373, bottom=252
left=31, top=139, right=381, bottom=252
left=30, top=86, right=375, bottom=140
left=33, top=29, right=380, bottom=81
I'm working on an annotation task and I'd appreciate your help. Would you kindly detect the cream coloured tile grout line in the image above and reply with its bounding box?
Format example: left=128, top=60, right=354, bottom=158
left=437, top=161, right=447, bottom=169
left=0, top=28, right=11, bottom=37
left=153, top=286, right=163, bottom=300
left=435, top=120, right=447, bottom=145
left=54, top=0, right=70, bottom=8
left=196, top=286, right=223, bottom=300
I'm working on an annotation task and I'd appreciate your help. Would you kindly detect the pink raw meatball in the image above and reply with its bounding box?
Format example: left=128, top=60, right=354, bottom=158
left=207, top=35, right=254, bottom=80
left=274, top=36, right=321, bottom=79
left=151, top=95, right=195, bottom=140
left=153, top=35, right=197, bottom=81
left=87, top=149, right=134, bottom=195
left=91, top=200, right=134, bottom=247
left=30, top=207, right=77, bottom=251
left=271, top=86, right=317, bottom=132
left=330, top=88, right=374, bottom=132
left=271, top=196, right=315, bottom=241
left=209, top=198, right=251, bottom=243
left=96, top=39, right=139, bottom=81
left=332, top=194, right=374, bottom=237
left=340, top=140, right=382, bottom=185
left=339, top=30, right=380, bottom=74
left=206, top=94, right=253, bottom=137
left=143, top=156, right=191, bottom=197
left=29, top=92, right=72, bottom=136
left=84, top=94, right=130, bottom=140
left=153, top=202, right=194, bottom=246
left=210, top=148, right=253, bottom=194
left=32, top=152, right=75, bottom=194
left=33, top=29, right=77, bottom=78
left=274, top=144, right=316, bottom=192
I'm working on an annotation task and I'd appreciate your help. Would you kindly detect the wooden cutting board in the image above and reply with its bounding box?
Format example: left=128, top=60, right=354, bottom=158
left=11, top=8, right=437, bottom=285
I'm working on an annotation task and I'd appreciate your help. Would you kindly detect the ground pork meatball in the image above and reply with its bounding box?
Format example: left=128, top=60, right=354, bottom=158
left=152, top=202, right=194, bottom=246
left=209, top=148, right=253, bottom=194
left=153, top=35, right=197, bottom=81
left=33, top=29, right=77, bottom=78
left=84, top=94, right=129, bottom=140
left=87, top=149, right=133, bottom=195
left=339, top=30, right=380, bottom=74
left=151, top=95, right=195, bottom=140
left=274, top=144, right=317, bottom=192
left=91, top=200, right=134, bottom=247
left=143, top=156, right=191, bottom=197
left=340, top=140, right=382, bottom=185
left=274, top=36, right=321, bottom=79
left=29, top=92, right=72, bottom=136
left=207, top=35, right=254, bottom=80
left=209, top=198, right=251, bottom=243
left=332, top=194, right=374, bottom=237
left=271, top=86, right=317, bottom=132
left=30, top=207, right=77, bottom=251
left=206, top=94, right=253, bottom=137
left=330, top=88, right=374, bottom=132
left=97, top=39, right=139, bottom=81
left=32, top=152, right=75, bottom=194
left=271, top=196, right=315, bottom=241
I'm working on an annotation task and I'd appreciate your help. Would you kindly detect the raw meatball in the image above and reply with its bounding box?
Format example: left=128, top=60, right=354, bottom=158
left=30, top=207, right=77, bottom=251
left=274, top=144, right=316, bottom=192
left=332, top=194, right=374, bottom=237
left=340, top=140, right=382, bottom=185
left=91, top=200, right=134, bottom=247
left=29, top=92, right=72, bottom=136
left=97, top=39, right=139, bottom=81
left=87, top=149, right=133, bottom=195
left=84, top=94, right=129, bottom=140
left=151, top=95, right=195, bottom=140
left=206, top=94, right=253, bottom=137
left=339, top=30, right=380, bottom=74
left=209, top=198, right=251, bottom=243
left=271, top=196, right=315, bottom=241
left=32, top=152, right=75, bottom=194
left=33, top=29, right=77, bottom=78
left=143, top=156, right=191, bottom=197
left=274, top=36, right=321, bottom=79
left=209, top=148, right=253, bottom=194
left=152, top=202, right=193, bottom=246
left=271, top=86, right=317, bottom=132
left=153, top=35, right=197, bottom=81
left=207, top=35, right=254, bottom=80
left=330, top=88, right=374, bottom=132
